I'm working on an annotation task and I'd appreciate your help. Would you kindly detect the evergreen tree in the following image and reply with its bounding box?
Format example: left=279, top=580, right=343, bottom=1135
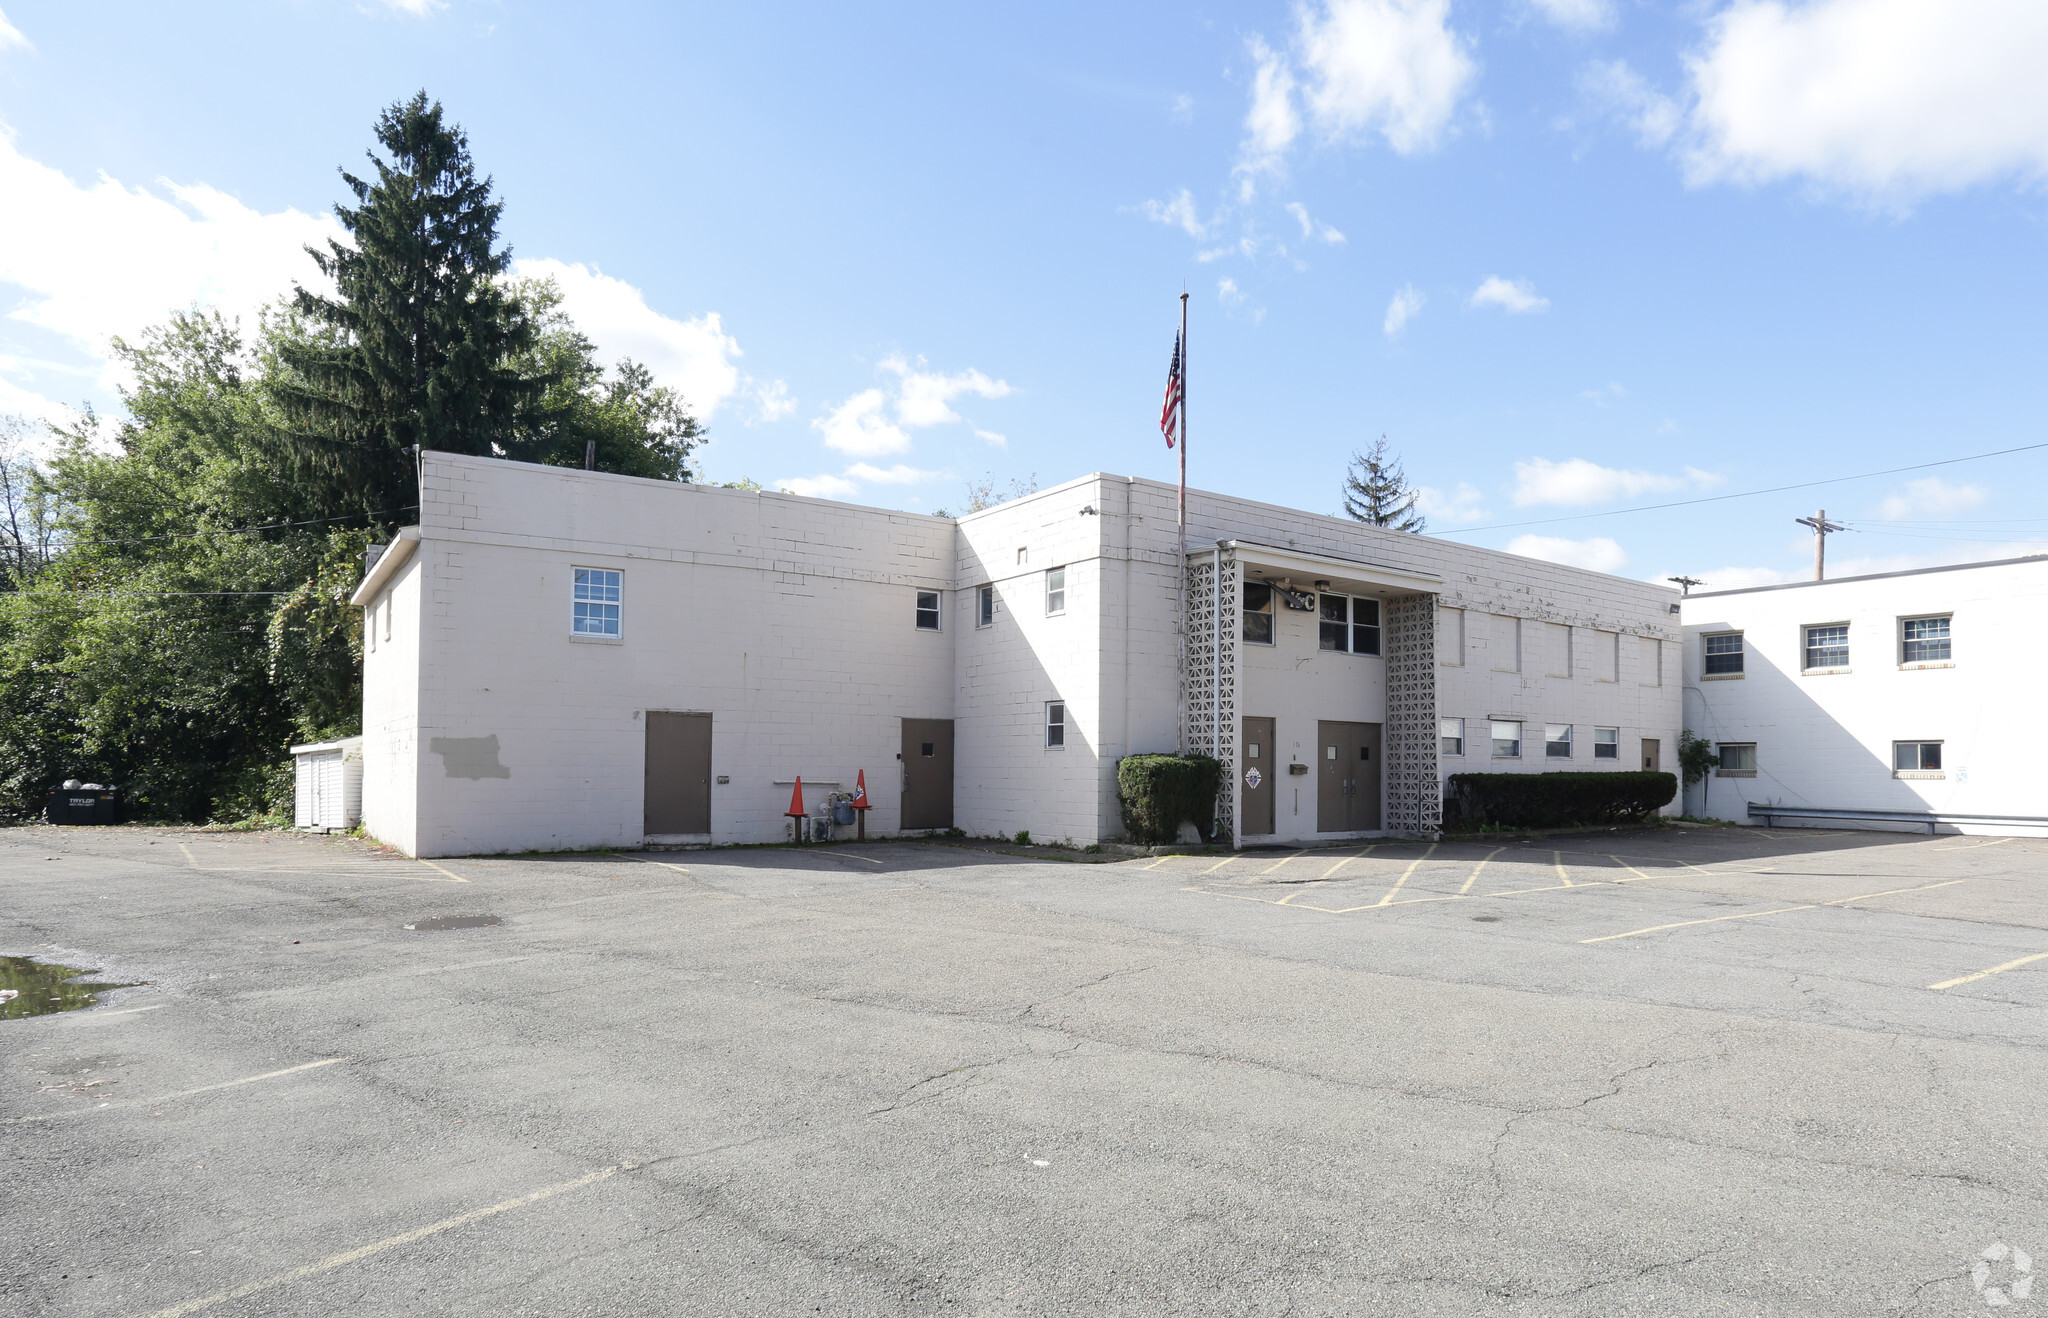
left=1341, top=436, right=1426, bottom=533
left=270, top=92, right=544, bottom=527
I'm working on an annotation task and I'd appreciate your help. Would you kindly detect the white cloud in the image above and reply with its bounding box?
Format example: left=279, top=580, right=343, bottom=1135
left=779, top=473, right=861, bottom=501
left=1578, top=381, right=1627, bottom=406
left=514, top=258, right=764, bottom=421
left=1684, top=0, right=2048, bottom=199
left=1298, top=0, right=1477, bottom=155
left=1236, top=36, right=1303, bottom=196
left=882, top=355, right=1011, bottom=428
left=1383, top=284, right=1425, bottom=337
left=379, top=0, right=444, bottom=15
left=846, top=462, right=943, bottom=485
left=1530, top=0, right=1612, bottom=31
left=1139, top=189, right=1209, bottom=239
left=1511, top=457, right=1720, bottom=506
left=1218, top=277, right=1245, bottom=305
left=1416, top=481, right=1487, bottom=524
left=812, top=388, right=910, bottom=458
left=1469, top=276, right=1550, bottom=313
left=1171, top=93, right=1195, bottom=124
left=1579, top=60, right=1682, bottom=148
left=974, top=428, right=1008, bottom=448
left=1508, top=534, right=1629, bottom=574
left=1284, top=201, right=1347, bottom=243
left=1877, top=477, right=1988, bottom=520
left=0, top=129, right=345, bottom=393
left=0, top=8, right=32, bottom=51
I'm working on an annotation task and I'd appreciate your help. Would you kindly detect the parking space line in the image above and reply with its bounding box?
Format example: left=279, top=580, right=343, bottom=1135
left=135, top=1162, right=630, bottom=1318
left=12, top=1058, right=347, bottom=1124
left=1318, top=846, right=1375, bottom=881
left=1580, top=879, right=1964, bottom=945
left=1458, top=847, right=1504, bottom=895
left=1607, top=856, right=1659, bottom=882
left=1140, top=856, right=1172, bottom=870
left=1198, top=856, right=1239, bottom=876
left=627, top=856, right=691, bottom=873
left=1258, top=850, right=1309, bottom=877
left=1553, top=851, right=1573, bottom=886
left=417, top=859, right=471, bottom=883
left=1376, top=843, right=1439, bottom=906
left=1928, top=951, right=2048, bottom=991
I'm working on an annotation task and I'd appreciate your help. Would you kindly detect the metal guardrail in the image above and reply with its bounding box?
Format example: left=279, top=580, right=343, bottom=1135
left=1747, top=802, right=2048, bottom=835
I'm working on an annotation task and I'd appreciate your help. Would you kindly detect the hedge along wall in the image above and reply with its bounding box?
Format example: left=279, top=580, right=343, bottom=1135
left=1442, top=771, right=1677, bottom=831
left=1117, top=754, right=1223, bottom=844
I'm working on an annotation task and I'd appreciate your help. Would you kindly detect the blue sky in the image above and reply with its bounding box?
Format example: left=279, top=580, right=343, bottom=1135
left=2, top=0, right=2045, bottom=587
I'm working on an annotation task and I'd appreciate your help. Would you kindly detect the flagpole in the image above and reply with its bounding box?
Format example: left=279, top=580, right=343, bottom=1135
left=1176, top=291, right=1189, bottom=757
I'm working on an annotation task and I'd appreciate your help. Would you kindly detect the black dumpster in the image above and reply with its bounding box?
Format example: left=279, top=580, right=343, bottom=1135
left=46, top=788, right=118, bottom=825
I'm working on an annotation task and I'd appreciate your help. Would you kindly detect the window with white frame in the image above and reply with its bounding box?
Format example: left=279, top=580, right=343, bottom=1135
left=1243, top=582, right=1275, bottom=645
left=1045, top=566, right=1066, bottom=615
left=1902, top=616, right=1950, bottom=664
left=1491, top=720, right=1522, bottom=758
left=1716, top=742, right=1757, bottom=776
left=1894, top=740, right=1942, bottom=773
left=1318, top=594, right=1381, bottom=655
left=572, top=567, right=622, bottom=636
left=1593, top=726, right=1619, bottom=759
left=1703, top=631, right=1743, bottom=676
left=915, top=590, right=941, bottom=630
left=1045, top=701, right=1066, bottom=749
left=977, top=585, right=994, bottom=628
left=1804, top=623, right=1849, bottom=670
left=1545, top=724, right=1573, bottom=758
left=1440, top=717, right=1464, bottom=756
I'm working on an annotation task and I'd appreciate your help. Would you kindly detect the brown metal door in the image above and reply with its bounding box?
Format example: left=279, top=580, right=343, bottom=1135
left=1242, top=717, right=1275, bottom=836
left=1317, top=720, right=1382, bottom=832
left=644, top=711, right=712, bottom=834
left=1641, top=738, right=1661, bottom=772
left=1355, top=723, right=1383, bottom=830
left=900, top=718, right=954, bottom=830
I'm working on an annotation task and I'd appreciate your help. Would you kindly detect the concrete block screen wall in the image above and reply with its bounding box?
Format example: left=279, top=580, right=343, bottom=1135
left=1680, top=557, right=2048, bottom=835
left=351, top=453, right=1683, bottom=857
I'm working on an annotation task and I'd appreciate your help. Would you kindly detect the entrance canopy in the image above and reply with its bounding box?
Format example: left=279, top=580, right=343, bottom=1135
left=1224, top=540, right=1444, bottom=600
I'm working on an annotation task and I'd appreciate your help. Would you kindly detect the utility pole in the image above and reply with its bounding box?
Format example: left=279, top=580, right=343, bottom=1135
left=1794, top=510, right=1847, bottom=581
left=1667, top=576, right=1703, bottom=596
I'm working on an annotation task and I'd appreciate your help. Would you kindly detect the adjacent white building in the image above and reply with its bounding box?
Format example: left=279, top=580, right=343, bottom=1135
left=1680, top=556, right=2048, bottom=835
left=349, top=452, right=1681, bottom=857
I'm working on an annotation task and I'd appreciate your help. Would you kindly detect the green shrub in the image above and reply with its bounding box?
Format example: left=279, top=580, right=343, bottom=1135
left=1117, top=754, right=1223, bottom=844
left=1014, top=830, right=1031, bottom=846
left=1443, top=771, right=1677, bottom=831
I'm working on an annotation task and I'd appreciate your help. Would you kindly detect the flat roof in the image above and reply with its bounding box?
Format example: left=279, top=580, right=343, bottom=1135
left=1687, top=553, right=2048, bottom=600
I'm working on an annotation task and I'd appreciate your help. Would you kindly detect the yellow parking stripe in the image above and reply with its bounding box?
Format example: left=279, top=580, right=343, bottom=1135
left=1928, top=950, right=2048, bottom=991
left=1458, top=846, right=1504, bottom=895
left=1553, top=850, right=1572, bottom=886
left=1581, top=879, right=1963, bottom=944
left=1376, top=842, right=1439, bottom=906
left=1318, top=846, right=1374, bottom=880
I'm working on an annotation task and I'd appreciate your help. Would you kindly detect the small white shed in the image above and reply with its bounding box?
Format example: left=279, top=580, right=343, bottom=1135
left=291, top=736, right=364, bottom=831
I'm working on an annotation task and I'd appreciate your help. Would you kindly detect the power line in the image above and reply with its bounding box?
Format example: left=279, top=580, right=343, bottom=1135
left=1434, top=440, right=2048, bottom=536
left=47, top=507, right=418, bottom=552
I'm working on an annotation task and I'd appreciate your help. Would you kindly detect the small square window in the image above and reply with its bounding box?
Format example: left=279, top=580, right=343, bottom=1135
left=977, top=585, right=994, bottom=628
left=1491, top=720, right=1521, bottom=759
left=1045, top=566, right=1066, bottom=615
left=1243, top=582, right=1274, bottom=645
left=1045, top=701, right=1066, bottom=749
left=1703, top=632, right=1743, bottom=675
left=1894, top=740, right=1943, bottom=772
left=572, top=567, right=622, bottom=637
left=1545, top=724, right=1573, bottom=758
left=1717, top=742, right=1757, bottom=775
left=1593, top=726, right=1620, bottom=759
left=915, top=590, right=941, bottom=630
left=1902, top=616, right=1950, bottom=664
left=1804, top=624, right=1849, bottom=670
left=1440, top=717, right=1464, bottom=757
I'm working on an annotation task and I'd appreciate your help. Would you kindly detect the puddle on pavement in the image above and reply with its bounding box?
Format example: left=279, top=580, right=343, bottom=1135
left=1, top=957, right=139, bottom=1019
left=403, top=915, right=503, bottom=932
left=1469, top=915, right=1503, bottom=923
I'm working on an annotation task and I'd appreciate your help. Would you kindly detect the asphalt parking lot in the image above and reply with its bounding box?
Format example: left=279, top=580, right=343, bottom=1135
left=4, top=823, right=2045, bottom=1317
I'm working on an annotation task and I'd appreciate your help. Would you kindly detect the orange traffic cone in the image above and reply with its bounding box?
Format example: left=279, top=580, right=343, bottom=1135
left=786, top=777, right=807, bottom=843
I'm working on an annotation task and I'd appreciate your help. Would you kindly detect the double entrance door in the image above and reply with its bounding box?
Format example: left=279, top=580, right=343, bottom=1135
left=1317, top=720, right=1382, bottom=833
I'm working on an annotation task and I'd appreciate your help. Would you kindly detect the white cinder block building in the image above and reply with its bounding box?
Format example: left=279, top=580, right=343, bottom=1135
left=1680, top=556, right=2048, bottom=835
left=350, top=453, right=1681, bottom=857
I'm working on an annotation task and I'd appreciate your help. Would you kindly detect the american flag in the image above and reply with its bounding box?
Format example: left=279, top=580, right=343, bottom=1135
left=1159, top=332, right=1183, bottom=448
